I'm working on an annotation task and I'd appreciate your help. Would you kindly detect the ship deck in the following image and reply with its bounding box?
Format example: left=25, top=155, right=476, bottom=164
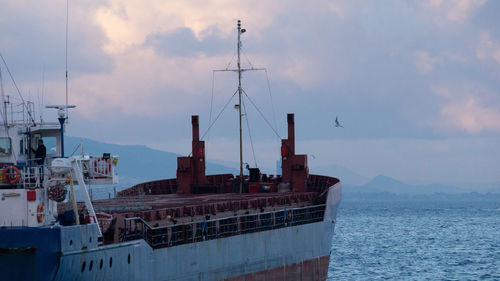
left=58, top=191, right=323, bottom=226
left=57, top=174, right=338, bottom=244
left=92, top=192, right=318, bottom=212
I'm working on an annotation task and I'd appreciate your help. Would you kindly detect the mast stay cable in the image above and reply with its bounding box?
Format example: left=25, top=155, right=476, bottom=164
left=69, top=142, right=81, bottom=157
left=0, top=59, right=19, bottom=163
left=203, top=21, right=281, bottom=180
left=241, top=89, right=282, bottom=139
left=0, top=67, right=5, bottom=125
left=191, top=89, right=239, bottom=154
left=263, top=69, right=280, bottom=143
left=187, top=88, right=237, bottom=156
left=241, top=97, right=258, bottom=168
left=206, top=71, right=216, bottom=159
left=242, top=50, right=254, bottom=70
left=237, top=49, right=281, bottom=149
left=0, top=52, right=35, bottom=124
left=239, top=49, right=278, bottom=134
left=224, top=52, right=237, bottom=70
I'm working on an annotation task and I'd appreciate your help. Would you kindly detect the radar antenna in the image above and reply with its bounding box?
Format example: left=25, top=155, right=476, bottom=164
left=46, top=104, right=76, bottom=157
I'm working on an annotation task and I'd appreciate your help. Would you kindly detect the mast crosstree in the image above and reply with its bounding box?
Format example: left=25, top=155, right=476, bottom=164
left=213, top=20, right=265, bottom=193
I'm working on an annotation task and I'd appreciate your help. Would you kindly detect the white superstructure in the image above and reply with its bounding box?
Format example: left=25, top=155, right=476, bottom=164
left=0, top=99, right=118, bottom=234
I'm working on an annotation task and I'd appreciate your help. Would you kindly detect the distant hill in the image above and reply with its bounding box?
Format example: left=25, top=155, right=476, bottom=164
left=65, top=136, right=499, bottom=196
left=345, top=174, right=464, bottom=195
left=65, top=136, right=237, bottom=188
left=311, top=164, right=369, bottom=186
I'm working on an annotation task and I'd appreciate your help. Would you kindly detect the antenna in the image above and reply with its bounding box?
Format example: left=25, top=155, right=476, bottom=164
left=65, top=0, right=70, bottom=121
left=41, top=64, right=45, bottom=123
left=46, top=104, right=76, bottom=157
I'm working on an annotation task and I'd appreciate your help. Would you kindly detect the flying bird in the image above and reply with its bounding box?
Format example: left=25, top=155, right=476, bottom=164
left=334, top=116, right=344, bottom=128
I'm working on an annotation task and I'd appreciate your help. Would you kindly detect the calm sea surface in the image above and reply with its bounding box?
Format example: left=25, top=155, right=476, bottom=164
left=328, top=199, right=500, bottom=280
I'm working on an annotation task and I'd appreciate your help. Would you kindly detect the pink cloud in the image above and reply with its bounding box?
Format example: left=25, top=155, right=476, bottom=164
left=414, top=51, right=441, bottom=74
left=440, top=97, right=500, bottom=133
left=418, top=0, right=487, bottom=25
left=432, top=85, right=500, bottom=134
left=93, top=0, right=283, bottom=54
left=476, top=31, right=500, bottom=64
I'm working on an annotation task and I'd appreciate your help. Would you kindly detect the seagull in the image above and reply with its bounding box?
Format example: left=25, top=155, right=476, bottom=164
left=334, top=116, right=344, bottom=128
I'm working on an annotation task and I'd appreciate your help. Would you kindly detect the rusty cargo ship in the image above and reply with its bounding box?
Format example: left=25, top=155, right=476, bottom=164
left=90, top=113, right=341, bottom=280
left=0, top=20, right=341, bottom=281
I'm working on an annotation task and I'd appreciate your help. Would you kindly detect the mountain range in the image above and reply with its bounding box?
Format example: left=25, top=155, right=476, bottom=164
left=65, top=136, right=237, bottom=188
left=66, top=136, right=499, bottom=195
left=344, top=175, right=464, bottom=195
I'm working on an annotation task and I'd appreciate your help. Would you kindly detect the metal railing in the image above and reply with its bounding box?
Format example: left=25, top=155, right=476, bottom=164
left=0, top=163, right=45, bottom=188
left=21, top=165, right=45, bottom=188
left=122, top=204, right=326, bottom=248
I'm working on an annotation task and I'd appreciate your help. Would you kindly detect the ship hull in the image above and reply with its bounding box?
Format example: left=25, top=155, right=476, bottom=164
left=223, top=255, right=331, bottom=281
left=0, top=183, right=341, bottom=281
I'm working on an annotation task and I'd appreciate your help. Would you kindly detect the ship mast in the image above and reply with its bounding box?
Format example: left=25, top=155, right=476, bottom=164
left=237, top=20, right=244, bottom=193
left=213, top=20, right=261, bottom=193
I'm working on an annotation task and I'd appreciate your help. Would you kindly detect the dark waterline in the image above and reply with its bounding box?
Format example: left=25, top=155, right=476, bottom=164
left=328, top=199, right=500, bottom=280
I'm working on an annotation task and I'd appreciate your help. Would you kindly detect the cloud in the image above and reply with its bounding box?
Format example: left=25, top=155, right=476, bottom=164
left=63, top=48, right=234, bottom=120
left=442, top=52, right=468, bottom=63
left=326, top=0, right=362, bottom=20
left=0, top=0, right=112, bottom=79
left=82, top=0, right=352, bottom=117
left=432, top=84, right=500, bottom=133
left=145, top=27, right=232, bottom=58
left=3, top=0, right=500, bottom=185
left=414, top=51, right=441, bottom=74
left=440, top=97, right=500, bottom=133
left=476, top=31, right=500, bottom=64
left=413, top=50, right=469, bottom=74
left=280, top=55, right=324, bottom=88
left=417, top=0, right=487, bottom=24
left=86, top=0, right=359, bottom=104
left=93, top=0, right=282, bottom=54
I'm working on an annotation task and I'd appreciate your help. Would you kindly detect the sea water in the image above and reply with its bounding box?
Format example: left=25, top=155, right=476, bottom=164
left=328, top=199, right=500, bottom=280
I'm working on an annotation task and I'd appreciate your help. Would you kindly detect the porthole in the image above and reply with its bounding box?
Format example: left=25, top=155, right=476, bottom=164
left=89, top=260, right=93, bottom=271
left=109, top=257, right=113, bottom=268
left=81, top=261, right=86, bottom=273
left=128, top=254, right=131, bottom=264
left=99, top=259, right=103, bottom=270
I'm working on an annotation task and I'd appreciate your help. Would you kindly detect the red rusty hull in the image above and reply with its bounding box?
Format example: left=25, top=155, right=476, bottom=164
left=223, top=255, right=330, bottom=281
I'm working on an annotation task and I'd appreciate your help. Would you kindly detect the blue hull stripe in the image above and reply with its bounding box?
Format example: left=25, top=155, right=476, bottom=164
left=0, top=227, right=61, bottom=281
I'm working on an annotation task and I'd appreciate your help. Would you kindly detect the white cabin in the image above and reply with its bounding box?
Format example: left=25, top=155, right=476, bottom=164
left=0, top=105, right=118, bottom=230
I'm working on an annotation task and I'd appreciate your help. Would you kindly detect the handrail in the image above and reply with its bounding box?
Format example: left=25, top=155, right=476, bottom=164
left=21, top=165, right=45, bottom=188
left=122, top=204, right=326, bottom=248
left=0, top=164, right=46, bottom=188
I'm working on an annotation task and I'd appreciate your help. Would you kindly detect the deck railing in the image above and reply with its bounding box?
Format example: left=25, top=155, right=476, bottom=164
left=0, top=163, right=45, bottom=188
left=122, top=204, right=326, bottom=248
left=21, top=165, right=45, bottom=189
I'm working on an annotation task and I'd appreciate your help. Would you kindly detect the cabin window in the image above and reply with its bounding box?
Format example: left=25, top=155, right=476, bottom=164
left=20, top=139, right=24, bottom=155
left=42, top=137, right=57, bottom=155
left=0, top=137, right=11, bottom=155
left=19, top=136, right=29, bottom=155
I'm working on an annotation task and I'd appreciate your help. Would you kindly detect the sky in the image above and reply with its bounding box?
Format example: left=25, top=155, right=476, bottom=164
left=0, top=0, right=499, bottom=185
